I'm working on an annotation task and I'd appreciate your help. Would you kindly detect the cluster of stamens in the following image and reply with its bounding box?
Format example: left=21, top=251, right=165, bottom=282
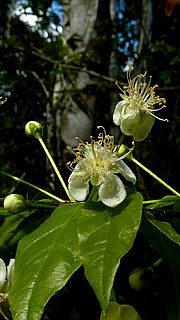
left=67, top=127, right=118, bottom=173
left=117, top=71, right=168, bottom=122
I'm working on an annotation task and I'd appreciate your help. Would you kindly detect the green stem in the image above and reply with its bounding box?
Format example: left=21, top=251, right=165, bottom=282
left=87, top=186, right=99, bottom=201
left=0, top=309, right=10, bottom=320
left=131, top=157, right=180, bottom=197
left=143, top=197, right=179, bottom=205
left=27, top=201, right=61, bottom=210
left=39, top=138, right=75, bottom=202
left=118, top=133, right=126, bottom=145
left=143, top=199, right=164, bottom=205
left=0, top=171, right=64, bottom=203
left=152, top=258, right=163, bottom=269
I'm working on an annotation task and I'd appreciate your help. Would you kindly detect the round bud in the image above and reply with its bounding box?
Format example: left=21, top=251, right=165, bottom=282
left=117, top=144, right=130, bottom=157
left=4, top=194, right=27, bottom=214
left=129, top=267, right=154, bottom=290
left=25, top=121, right=43, bottom=139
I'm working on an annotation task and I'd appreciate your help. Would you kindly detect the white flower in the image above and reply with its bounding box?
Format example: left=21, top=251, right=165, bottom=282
left=113, top=71, right=168, bottom=141
left=68, top=129, right=136, bottom=207
left=0, top=258, right=15, bottom=293
left=0, top=96, right=7, bottom=105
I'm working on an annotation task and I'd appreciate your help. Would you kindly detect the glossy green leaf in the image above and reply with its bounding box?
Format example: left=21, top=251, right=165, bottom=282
left=100, top=302, right=141, bottom=320
left=142, top=211, right=180, bottom=320
left=9, top=203, right=83, bottom=320
left=172, top=199, right=180, bottom=233
left=78, top=192, right=143, bottom=311
left=0, top=208, right=51, bottom=258
left=0, top=208, right=30, bottom=257
left=146, top=195, right=179, bottom=209
left=144, top=211, right=180, bottom=245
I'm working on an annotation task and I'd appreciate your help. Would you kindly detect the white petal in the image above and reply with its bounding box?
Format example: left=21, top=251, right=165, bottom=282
left=113, top=101, right=126, bottom=125
left=0, top=258, right=6, bottom=291
left=120, top=111, right=140, bottom=136
left=133, top=113, right=155, bottom=141
left=6, top=259, right=15, bottom=291
left=68, top=171, right=89, bottom=201
left=99, top=173, right=126, bottom=207
left=116, top=160, right=136, bottom=184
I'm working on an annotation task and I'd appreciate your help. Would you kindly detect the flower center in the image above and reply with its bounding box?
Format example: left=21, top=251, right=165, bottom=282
left=116, top=70, right=168, bottom=122
left=68, top=129, right=119, bottom=185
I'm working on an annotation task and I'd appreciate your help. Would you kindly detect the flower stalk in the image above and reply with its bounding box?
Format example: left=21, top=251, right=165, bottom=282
left=0, top=171, right=65, bottom=203
left=38, top=138, right=74, bottom=202
left=25, top=121, right=74, bottom=202
left=26, top=200, right=68, bottom=210
left=143, top=197, right=179, bottom=205
left=131, top=157, right=180, bottom=197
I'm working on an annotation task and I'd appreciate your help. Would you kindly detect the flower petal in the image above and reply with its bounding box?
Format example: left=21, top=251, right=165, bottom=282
left=133, top=113, right=155, bottom=142
left=113, top=101, right=126, bottom=125
left=0, top=258, right=6, bottom=291
left=99, top=173, right=126, bottom=207
left=68, top=171, right=89, bottom=201
left=6, top=259, right=15, bottom=292
left=116, top=160, right=136, bottom=184
left=120, top=110, right=140, bottom=136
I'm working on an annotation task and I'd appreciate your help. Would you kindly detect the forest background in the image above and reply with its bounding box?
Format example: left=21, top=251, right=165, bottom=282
left=0, top=0, right=180, bottom=319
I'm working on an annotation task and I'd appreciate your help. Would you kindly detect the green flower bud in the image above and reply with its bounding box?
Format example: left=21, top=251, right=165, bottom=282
left=100, top=302, right=142, bottom=320
left=25, top=121, right=43, bottom=139
left=117, top=144, right=134, bottom=161
left=129, top=267, right=154, bottom=291
left=4, top=194, right=27, bottom=214
left=117, top=144, right=130, bottom=157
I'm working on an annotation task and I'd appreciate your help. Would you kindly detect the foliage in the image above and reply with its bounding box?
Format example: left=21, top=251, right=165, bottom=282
left=0, top=0, right=180, bottom=319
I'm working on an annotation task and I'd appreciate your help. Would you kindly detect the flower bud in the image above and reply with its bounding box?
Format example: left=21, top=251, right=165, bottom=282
left=25, top=121, right=43, bottom=139
left=100, top=302, right=141, bottom=320
left=129, top=267, right=154, bottom=291
left=4, top=194, right=27, bottom=214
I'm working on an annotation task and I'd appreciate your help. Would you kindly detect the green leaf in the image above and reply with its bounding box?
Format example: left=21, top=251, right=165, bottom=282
left=172, top=199, right=180, bottom=233
left=0, top=208, right=30, bottom=257
left=0, top=208, right=51, bottom=258
left=144, top=211, right=180, bottom=245
left=100, top=302, right=141, bottom=320
left=146, top=195, right=179, bottom=210
left=142, top=211, right=180, bottom=320
left=78, top=192, right=143, bottom=311
left=9, top=203, right=84, bottom=320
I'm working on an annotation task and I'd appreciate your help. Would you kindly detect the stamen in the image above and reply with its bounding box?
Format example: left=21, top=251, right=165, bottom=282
left=75, top=136, right=84, bottom=144
left=97, top=125, right=106, bottom=135
left=91, top=142, right=98, bottom=161
left=142, top=75, right=152, bottom=100
left=116, top=81, right=126, bottom=95
left=147, top=110, right=169, bottom=122
left=148, top=105, right=166, bottom=112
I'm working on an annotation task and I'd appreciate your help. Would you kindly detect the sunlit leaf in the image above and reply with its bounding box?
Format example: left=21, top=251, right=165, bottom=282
left=145, top=195, right=179, bottom=210
left=0, top=208, right=51, bottom=258
left=9, top=203, right=84, bottom=320
left=78, top=191, right=143, bottom=311
left=142, top=211, right=180, bottom=320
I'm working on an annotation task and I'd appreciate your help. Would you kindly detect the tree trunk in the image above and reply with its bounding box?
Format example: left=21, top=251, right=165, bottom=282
left=45, top=0, right=116, bottom=191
